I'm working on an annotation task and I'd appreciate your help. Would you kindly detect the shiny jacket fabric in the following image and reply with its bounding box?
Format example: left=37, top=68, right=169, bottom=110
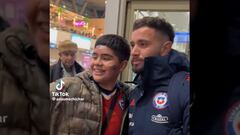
left=50, top=71, right=130, bottom=135
left=0, top=27, right=50, bottom=135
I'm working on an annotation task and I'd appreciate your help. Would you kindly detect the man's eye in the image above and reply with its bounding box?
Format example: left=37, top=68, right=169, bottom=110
left=130, top=42, right=135, bottom=48
left=139, top=42, right=147, bottom=47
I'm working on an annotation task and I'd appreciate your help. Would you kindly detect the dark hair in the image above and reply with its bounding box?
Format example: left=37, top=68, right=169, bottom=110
left=133, top=17, right=175, bottom=42
left=95, top=34, right=130, bottom=61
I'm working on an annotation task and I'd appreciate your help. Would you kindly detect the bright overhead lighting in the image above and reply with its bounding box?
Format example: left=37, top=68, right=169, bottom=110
left=105, top=1, right=107, bottom=4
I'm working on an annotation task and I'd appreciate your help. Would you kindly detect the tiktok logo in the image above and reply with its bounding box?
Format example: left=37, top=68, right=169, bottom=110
left=56, top=79, right=65, bottom=91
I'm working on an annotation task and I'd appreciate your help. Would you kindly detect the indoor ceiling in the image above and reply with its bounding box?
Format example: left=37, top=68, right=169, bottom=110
left=135, top=10, right=189, bottom=32
left=80, top=0, right=106, bottom=10
left=51, top=0, right=106, bottom=18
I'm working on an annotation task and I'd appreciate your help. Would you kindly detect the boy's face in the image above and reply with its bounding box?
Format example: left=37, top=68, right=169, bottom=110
left=91, top=45, right=126, bottom=85
left=26, top=0, right=49, bottom=64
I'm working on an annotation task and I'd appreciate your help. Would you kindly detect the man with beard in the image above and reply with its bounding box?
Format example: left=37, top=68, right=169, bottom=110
left=127, top=17, right=190, bottom=135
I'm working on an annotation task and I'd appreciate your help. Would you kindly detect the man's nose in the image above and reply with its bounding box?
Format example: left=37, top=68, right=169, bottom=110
left=66, top=55, right=74, bottom=59
left=131, top=46, right=140, bottom=56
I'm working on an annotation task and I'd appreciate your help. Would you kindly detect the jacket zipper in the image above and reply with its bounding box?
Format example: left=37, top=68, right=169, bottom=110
left=119, top=108, right=128, bottom=135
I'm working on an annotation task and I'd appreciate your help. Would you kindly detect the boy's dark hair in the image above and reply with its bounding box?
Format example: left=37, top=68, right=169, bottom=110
left=95, top=34, right=130, bottom=61
left=133, top=17, right=175, bottom=42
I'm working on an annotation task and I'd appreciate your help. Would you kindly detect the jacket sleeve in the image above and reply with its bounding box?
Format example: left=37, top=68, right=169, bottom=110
left=49, top=77, right=73, bottom=135
left=50, top=76, right=86, bottom=135
left=50, top=65, right=53, bottom=83
left=181, top=76, right=190, bottom=135
left=49, top=77, right=70, bottom=112
left=183, top=95, right=189, bottom=135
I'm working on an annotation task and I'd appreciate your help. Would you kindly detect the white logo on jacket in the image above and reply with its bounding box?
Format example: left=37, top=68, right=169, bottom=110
left=129, top=122, right=135, bottom=127
left=151, top=114, right=169, bottom=124
left=129, top=113, right=133, bottom=119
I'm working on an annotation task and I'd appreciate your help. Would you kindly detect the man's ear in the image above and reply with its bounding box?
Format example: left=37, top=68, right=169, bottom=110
left=160, top=41, right=172, bottom=56
left=119, top=60, right=128, bottom=72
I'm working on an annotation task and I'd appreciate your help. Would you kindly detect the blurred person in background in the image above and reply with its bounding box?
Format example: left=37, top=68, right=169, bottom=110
left=50, top=40, right=84, bottom=82
left=0, top=0, right=50, bottom=134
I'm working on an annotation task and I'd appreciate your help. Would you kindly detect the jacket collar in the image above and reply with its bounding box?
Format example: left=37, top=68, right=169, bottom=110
left=76, top=71, right=130, bottom=94
left=135, top=49, right=189, bottom=93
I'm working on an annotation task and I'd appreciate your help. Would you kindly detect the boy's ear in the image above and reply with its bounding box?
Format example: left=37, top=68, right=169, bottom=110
left=119, top=60, right=128, bottom=72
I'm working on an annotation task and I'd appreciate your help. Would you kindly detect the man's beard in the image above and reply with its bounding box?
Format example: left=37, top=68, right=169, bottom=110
left=132, top=66, right=144, bottom=74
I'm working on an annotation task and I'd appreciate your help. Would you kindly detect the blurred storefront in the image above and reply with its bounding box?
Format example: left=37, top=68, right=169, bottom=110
left=49, top=0, right=189, bottom=82
left=50, top=0, right=105, bottom=70
left=104, top=0, right=189, bottom=82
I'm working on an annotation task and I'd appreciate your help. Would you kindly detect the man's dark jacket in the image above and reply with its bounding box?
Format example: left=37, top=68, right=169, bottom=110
left=50, top=60, right=84, bottom=82
left=128, top=50, right=190, bottom=135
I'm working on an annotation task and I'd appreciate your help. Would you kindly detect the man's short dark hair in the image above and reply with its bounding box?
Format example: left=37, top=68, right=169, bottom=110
left=95, top=34, right=131, bottom=61
left=133, top=17, right=175, bottom=42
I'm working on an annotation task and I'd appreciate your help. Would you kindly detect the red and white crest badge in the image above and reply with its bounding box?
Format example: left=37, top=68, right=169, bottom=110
left=153, top=92, right=168, bottom=109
